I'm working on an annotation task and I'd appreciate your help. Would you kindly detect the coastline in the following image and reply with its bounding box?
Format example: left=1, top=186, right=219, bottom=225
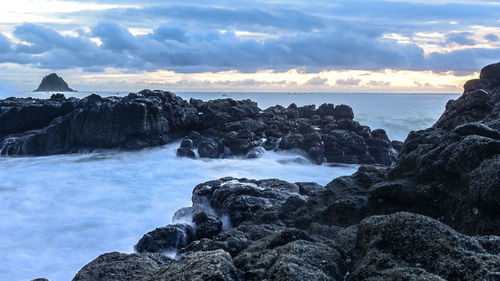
left=2, top=62, right=499, bottom=281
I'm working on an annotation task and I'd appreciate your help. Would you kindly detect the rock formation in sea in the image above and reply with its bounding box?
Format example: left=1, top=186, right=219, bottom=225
left=33, top=73, right=76, bottom=92
left=0, top=90, right=400, bottom=166
left=65, top=62, right=500, bottom=281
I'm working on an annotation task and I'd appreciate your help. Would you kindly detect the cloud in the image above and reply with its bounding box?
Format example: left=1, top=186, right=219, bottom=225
left=102, top=5, right=324, bottom=32
left=0, top=33, right=11, bottom=52
left=485, top=34, right=499, bottom=42
left=446, top=32, right=475, bottom=46
left=336, top=78, right=361, bottom=86
left=305, top=76, right=328, bottom=85
left=367, top=80, right=391, bottom=87
left=92, top=22, right=138, bottom=51
left=0, top=22, right=430, bottom=72
left=0, top=0, right=499, bottom=76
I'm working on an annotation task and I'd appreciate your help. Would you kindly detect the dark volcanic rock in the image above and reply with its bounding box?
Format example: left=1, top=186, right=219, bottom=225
left=135, top=224, right=195, bottom=254
left=350, top=212, right=500, bottom=281
left=193, top=211, right=223, bottom=239
left=148, top=250, right=241, bottom=281
left=191, top=177, right=305, bottom=227
left=72, top=252, right=172, bottom=281
left=0, top=90, right=400, bottom=166
left=34, top=73, right=76, bottom=92
left=233, top=228, right=345, bottom=281
left=0, top=90, right=199, bottom=155
left=71, top=62, right=500, bottom=281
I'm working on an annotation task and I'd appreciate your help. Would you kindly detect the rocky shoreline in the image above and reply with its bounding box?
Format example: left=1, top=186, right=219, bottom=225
left=0, top=90, right=401, bottom=166
left=23, top=62, right=500, bottom=281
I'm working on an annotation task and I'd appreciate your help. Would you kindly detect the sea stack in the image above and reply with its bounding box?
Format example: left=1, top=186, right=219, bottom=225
left=33, top=73, right=76, bottom=92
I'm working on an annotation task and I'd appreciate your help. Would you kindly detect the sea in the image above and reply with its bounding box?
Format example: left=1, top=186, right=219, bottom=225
left=0, top=91, right=460, bottom=281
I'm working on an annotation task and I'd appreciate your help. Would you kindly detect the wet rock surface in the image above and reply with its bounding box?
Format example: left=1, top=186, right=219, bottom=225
left=0, top=90, right=399, bottom=165
left=38, top=62, right=500, bottom=280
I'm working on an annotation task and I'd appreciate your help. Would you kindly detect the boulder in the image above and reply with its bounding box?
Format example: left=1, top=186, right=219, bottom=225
left=148, top=250, right=240, bottom=281
left=350, top=212, right=500, bottom=281
left=72, top=252, right=172, bottom=281
left=135, top=224, right=195, bottom=253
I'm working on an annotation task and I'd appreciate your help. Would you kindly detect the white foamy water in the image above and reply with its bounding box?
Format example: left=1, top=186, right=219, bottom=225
left=1, top=91, right=460, bottom=280
left=0, top=143, right=358, bottom=281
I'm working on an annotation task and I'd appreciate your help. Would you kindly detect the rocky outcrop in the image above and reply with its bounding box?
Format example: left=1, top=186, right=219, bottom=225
left=0, top=90, right=400, bottom=166
left=62, top=62, right=500, bottom=281
left=34, top=73, right=76, bottom=92
left=0, top=91, right=199, bottom=155
left=72, top=252, right=173, bottom=281
left=350, top=212, right=500, bottom=281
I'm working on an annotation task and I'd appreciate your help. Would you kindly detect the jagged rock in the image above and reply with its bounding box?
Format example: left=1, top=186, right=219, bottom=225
left=197, top=137, right=223, bottom=158
left=246, top=146, right=265, bottom=159
left=324, top=130, right=368, bottom=164
left=72, top=252, right=172, bottom=281
left=333, top=104, right=354, bottom=120
left=34, top=73, right=76, bottom=92
left=70, top=62, right=500, bottom=281
left=191, top=178, right=304, bottom=227
left=135, top=224, right=195, bottom=253
left=0, top=90, right=400, bottom=166
left=0, top=90, right=199, bottom=155
left=233, top=228, right=346, bottom=281
left=181, top=223, right=286, bottom=257
left=193, top=211, right=222, bottom=239
left=148, top=250, right=240, bottom=281
left=350, top=212, right=500, bottom=281
left=176, top=138, right=196, bottom=158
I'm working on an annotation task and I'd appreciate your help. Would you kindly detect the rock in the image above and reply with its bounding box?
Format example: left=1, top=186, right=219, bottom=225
left=197, top=137, right=222, bottom=158
left=180, top=223, right=286, bottom=258
left=324, top=130, right=369, bottom=164
left=233, top=228, right=346, bottom=281
left=0, top=90, right=199, bottom=155
left=69, top=62, right=500, bottom=280
left=148, top=250, right=240, bottom=281
left=193, top=211, right=222, bottom=239
left=191, top=178, right=303, bottom=227
left=0, top=90, right=399, bottom=166
left=452, top=122, right=500, bottom=139
left=479, top=62, right=500, bottom=82
left=246, top=146, right=265, bottom=159
left=176, top=138, right=196, bottom=158
left=333, top=104, right=354, bottom=120
left=34, top=73, right=76, bottom=92
left=135, top=224, right=195, bottom=253
left=316, top=103, right=335, bottom=117
left=434, top=89, right=491, bottom=130
left=72, top=252, right=172, bottom=281
left=350, top=212, right=500, bottom=281
left=279, top=133, right=304, bottom=150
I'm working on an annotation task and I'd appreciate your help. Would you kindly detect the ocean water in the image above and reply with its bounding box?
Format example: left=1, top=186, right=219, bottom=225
left=0, top=92, right=460, bottom=281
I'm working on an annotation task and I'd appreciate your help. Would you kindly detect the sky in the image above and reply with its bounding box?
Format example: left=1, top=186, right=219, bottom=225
left=0, top=0, right=499, bottom=93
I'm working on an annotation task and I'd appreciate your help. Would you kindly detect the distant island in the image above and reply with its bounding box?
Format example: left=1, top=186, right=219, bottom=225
left=33, top=73, right=76, bottom=92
